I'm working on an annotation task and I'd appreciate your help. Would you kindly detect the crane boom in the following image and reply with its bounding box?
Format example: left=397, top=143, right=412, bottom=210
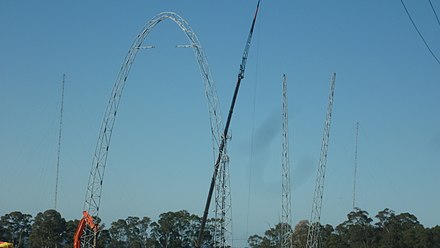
left=306, top=73, right=336, bottom=248
left=196, top=1, right=261, bottom=246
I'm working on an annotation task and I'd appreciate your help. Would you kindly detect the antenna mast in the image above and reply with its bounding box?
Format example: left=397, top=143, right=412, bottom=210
left=306, top=73, right=336, bottom=248
left=352, top=122, right=359, bottom=209
left=54, top=74, right=65, bottom=210
left=281, top=74, right=292, bottom=248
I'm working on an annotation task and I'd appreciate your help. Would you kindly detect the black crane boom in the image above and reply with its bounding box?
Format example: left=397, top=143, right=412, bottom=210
left=196, top=0, right=261, bottom=247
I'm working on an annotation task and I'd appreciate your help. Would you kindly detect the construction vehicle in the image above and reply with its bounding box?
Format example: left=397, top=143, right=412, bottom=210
left=0, top=242, right=13, bottom=248
left=73, top=211, right=98, bottom=248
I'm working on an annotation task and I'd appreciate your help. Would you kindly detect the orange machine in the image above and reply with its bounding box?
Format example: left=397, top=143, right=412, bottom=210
left=73, top=211, right=98, bottom=248
left=0, top=242, right=13, bottom=248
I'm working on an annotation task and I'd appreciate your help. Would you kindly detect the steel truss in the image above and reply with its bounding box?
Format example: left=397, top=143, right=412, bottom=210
left=80, top=12, right=230, bottom=248
left=306, top=73, right=336, bottom=248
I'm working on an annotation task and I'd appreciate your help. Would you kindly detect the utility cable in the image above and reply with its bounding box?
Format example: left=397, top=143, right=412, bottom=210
left=245, top=4, right=262, bottom=238
left=428, top=0, right=440, bottom=27
left=400, top=0, right=440, bottom=65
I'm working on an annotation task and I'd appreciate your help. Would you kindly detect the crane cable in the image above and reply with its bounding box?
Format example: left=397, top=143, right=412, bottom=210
left=399, top=0, right=440, bottom=65
left=245, top=3, right=262, bottom=238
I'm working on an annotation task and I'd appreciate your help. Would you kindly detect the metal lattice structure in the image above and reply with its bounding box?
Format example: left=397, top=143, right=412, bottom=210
left=80, top=12, right=228, bottom=248
left=197, top=1, right=261, bottom=246
left=306, top=73, right=336, bottom=248
left=214, top=141, right=233, bottom=247
left=281, top=74, right=292, bottom=248
left=353, top=122, right=359, bottom=210
left=54, top=74, right=65, bottom=210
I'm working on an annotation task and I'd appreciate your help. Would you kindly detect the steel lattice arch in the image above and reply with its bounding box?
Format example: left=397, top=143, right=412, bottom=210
left=80, top=12, right=232, bottom=248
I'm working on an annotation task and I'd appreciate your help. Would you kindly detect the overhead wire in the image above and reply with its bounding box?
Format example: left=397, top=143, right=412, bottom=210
left=399, top=0, right=440, bottom=65
left=428, top=0, right=440, bottom=27
left=245, top=0, right=262, bottom=239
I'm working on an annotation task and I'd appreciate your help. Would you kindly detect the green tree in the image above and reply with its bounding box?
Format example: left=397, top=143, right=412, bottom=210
left=137, top=216, right=153, bottom=247
left=29, top=209, right=66, bottom=248
left=96, top=228, right=111, bottom=248
left=291, top=220, right=308, bottom=248
left=63, top=219, right=79, bottom=248
left=247, top=222, right=292, bottom=248
left=108, top=218, right=129, bottom=247
left=375, top=209, right=426, bottom=248
left=248, top=234, right=265, bottom=248
left=150, top=210, right=210, bottom=248
left=320, top=224, right=335, bottom=248
left=335, top=208, right=375, bottom=248
left=375, top=208, right=396, bottom=247
left=108, top=216, right=152, bottom=248
left=427, top=225, right=440, bottom=248
left=394, top=213, right=426, bottom=248
left=0, top=211, right=33, bottom=248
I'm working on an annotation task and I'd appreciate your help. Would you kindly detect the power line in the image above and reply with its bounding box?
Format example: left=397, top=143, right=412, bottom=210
left=428, top=0, right=440, bottom=28
left=400, top=0, right=440, bottom=65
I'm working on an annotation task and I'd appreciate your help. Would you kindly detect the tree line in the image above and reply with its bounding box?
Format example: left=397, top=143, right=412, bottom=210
left=0, top=209, right=214, bottom=248
left=1, top=207, right=439, bottom=247
left=249, top=208, right=440, bottom=248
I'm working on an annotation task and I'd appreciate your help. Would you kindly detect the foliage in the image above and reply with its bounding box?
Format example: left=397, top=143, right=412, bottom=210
left=28, top=209, right=66, bottom=248
left=334, top=208, right=375, bottom=247
left=291, top=220, right=308, bottom=248
left=150, top=210, right=210, bottom=248
left=249, top=208, right=440, bottom=248
left=107, top=216, right=151, bottom=248
left=0, top=211, right=33, bottom=248
left=2, top=207, right=439, bottom=248
left=248, top=222, right=292, bottom=248
left=1, top=209, right=218, bottom=248
left=64, top=219, right=79, bottom=248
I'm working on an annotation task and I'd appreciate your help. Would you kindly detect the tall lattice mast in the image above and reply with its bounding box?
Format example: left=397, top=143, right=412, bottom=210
left=306, top=73, right=336, bottom=248
left=176, top=44, right=233, bottom=247
left=54, top=74, right=65, bottom=210
left=281, top=74, right=292, bottom=248
left=214, top=142, right=233, bottom=247
left=352, top=122, right=359, bottom=210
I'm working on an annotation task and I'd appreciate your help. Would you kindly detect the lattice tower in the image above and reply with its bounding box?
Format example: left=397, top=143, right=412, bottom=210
left=214, top=140, right=233, bottom=248
left=305, top=73, right=336, bottom=248
left=281, top=74, right=292, bottom=248
left=54, top=74, right=65, bottom=210
left=352, top=122, right=359, bottom=210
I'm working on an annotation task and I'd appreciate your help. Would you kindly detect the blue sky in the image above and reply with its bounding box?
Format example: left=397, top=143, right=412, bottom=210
left=1, top=0, right=439, bottom=246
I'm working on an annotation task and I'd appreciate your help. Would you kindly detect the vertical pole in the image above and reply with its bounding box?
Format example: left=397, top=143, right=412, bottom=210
left=352, top=122, right=359, bottom=209
left=55, top=74, right=65, bottom=210
left=281, top=74, right=292, bottom=248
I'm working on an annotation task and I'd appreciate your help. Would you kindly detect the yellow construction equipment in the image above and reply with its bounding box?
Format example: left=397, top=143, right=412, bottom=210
left=0, top=242, right=13, bottom=248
